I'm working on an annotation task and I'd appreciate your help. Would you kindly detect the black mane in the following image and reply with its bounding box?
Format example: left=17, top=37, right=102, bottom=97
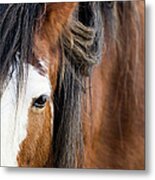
left=53, top=2, right=104, bottom=168
left=0, top=4, right=44, bottom=96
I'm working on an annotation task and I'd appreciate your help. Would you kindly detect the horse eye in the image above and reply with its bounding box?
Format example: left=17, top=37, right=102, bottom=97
left=33, top=95, right=48, bottom=109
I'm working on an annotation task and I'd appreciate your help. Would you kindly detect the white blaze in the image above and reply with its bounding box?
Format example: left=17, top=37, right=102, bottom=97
left=1, top=64, right=52, bottom=167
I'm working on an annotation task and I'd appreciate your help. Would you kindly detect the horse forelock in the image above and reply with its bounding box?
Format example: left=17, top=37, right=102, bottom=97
left=0, top=3, right=45, bottom=97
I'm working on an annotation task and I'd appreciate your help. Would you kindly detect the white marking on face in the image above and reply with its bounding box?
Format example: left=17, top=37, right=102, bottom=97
left=1, top=64, right=52, bottom=167
left=38, top=58, right=49, bottom=71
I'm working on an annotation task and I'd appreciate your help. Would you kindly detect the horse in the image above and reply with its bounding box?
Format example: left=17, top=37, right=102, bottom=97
left=0, top=1, right=144, bottom=169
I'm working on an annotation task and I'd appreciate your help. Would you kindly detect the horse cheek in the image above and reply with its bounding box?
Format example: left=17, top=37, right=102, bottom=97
left=17, top=102, right=53, bottom=167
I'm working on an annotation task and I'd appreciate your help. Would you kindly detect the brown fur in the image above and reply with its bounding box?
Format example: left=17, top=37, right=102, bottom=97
left=33, top=3, right=77, bottom=91
left=18, top=1, right=144, bottom=169
left=83, top=1, right=144, bottom=169
left=17, top=102, right=52, bottom=167
left=33, top=2, right=77, bottom=57
left=43, top=2, right=77, bottom=47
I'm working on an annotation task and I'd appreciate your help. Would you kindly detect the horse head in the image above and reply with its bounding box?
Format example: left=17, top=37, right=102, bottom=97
left=1, top=3, right=77, bottom=167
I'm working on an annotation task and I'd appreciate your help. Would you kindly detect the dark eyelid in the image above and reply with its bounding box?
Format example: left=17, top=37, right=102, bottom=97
left=32, top=95, right=49, bottom=108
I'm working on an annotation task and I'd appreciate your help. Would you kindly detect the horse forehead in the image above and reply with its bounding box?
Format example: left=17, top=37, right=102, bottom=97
left=25, top=64, right=51, bottom=99
left=2, top=63, right=52, bottom=109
